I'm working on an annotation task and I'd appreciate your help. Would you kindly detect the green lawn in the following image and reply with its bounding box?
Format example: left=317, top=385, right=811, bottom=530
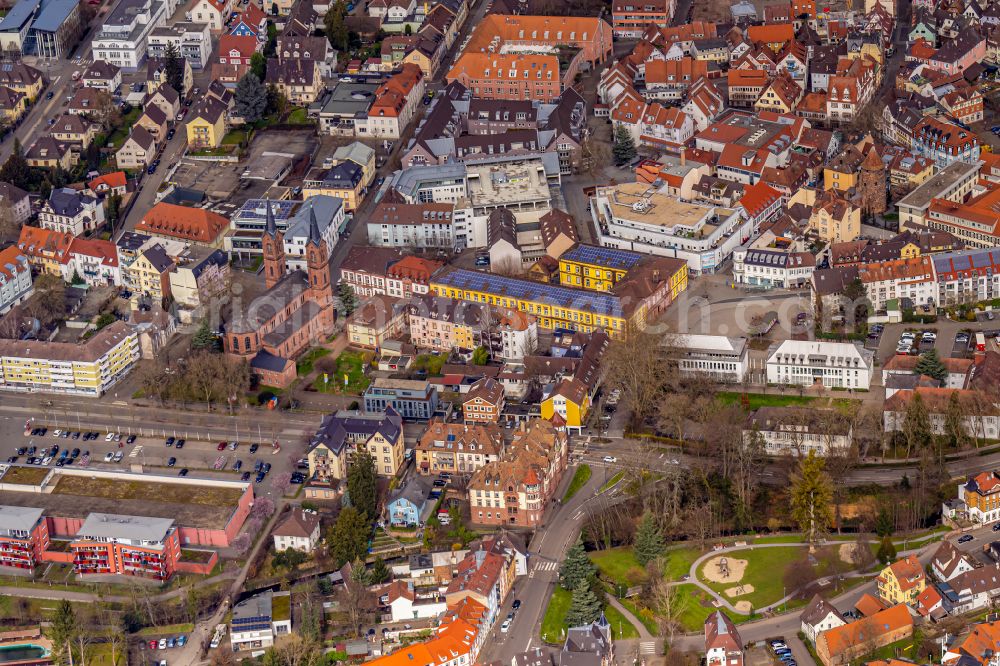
left=312, top=350, right=371, bottom=394
left=135, top=623, right=195, bottom=636
left=412, top=354, right=446, bottom=376
left=618, top=597, right=658, bottom=635
left=106, top=107, right=141, bottom=148
left=562, top=465, right=592, bottom=501
left=715, top=392, right=857, bottom=411
left=285, top=108, right=312, bottom=124
left=540, top=586, right=572, bottom=643
left=221, top=129, right=250, bottom=145
left=540, top=586, right=636, bottom=642
left=674, top=583, right=718, bottom=632
left=296, top=347, right=331, bottom=376
left=590, top=546, right=701, bottom=587
left=698, top=546, right=806, bottom=609
left=600, top=471, right=624, bottom=491
left=603, top=604, right=639, bottom=639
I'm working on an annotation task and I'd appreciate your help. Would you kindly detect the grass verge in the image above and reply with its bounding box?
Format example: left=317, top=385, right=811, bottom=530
left=563, top=465, right=592, bottom=501
left=540, top=586, right=571, bottom=643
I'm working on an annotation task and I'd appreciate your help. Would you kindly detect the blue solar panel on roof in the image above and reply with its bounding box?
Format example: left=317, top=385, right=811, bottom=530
left=561, top=244, right=643, bottom=271
left=436, top=269, right=625, bottom=317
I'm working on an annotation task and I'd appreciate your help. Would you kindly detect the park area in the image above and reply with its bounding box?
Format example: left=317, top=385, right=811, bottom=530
left=307, top=350, right=372, bottom=394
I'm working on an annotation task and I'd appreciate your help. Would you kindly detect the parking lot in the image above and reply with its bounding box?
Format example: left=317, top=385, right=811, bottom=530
left=872, top=318, right=1000, bottom=364
left=8, top=421, right=306, bottom=488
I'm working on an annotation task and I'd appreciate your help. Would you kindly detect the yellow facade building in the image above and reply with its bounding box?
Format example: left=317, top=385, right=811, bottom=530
left=876, top=555, right=926, bottom=606
left=557, top=244, right=640, bottom=293
left=185, top=97, right=228, bottom=149
left=0, top=322, right=140, bottom=396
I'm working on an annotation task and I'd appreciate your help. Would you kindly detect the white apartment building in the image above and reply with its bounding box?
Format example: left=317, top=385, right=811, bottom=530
left=230, top=590, right=291, bottom=653
left=858, top=257, right=937, bottom=311
left=732, top=248, right=816, bottom=289
left=388, top=163, right=469, bottom=205
left=91, top=0, right=170, bottom=70
left=0, top=247, right=33, bottom=315
left=766, top=339, right=874, bottom=390
left=933, top=247, right=1000, bottom=307
left=281, top=197, right=343, bottom=272
left=147, top=22, right=212, bottom=69
left=666, top=334, right=749, bottom=383
left=39, top=188, right=105, bottom=236
left=592, top=182, right=751, bottom=274
left=367, top=202, right=455, bottom=248
left=745, top=406, right=853, bottom=456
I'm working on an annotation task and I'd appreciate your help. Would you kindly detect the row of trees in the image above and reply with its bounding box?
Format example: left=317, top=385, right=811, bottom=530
left=136, top=350, right=251, bottom=410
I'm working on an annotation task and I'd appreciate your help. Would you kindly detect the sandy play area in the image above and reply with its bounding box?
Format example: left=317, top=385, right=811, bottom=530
left=702, top=556, right=748, bottom=584
left=733, top=601, right=752, bottom=613
left=724, top=584, right=756, bottom=598
left=838, top=543, right=860, bottom=565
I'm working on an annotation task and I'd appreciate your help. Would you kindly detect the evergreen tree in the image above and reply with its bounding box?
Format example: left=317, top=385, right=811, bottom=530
left=105, top=192, right=122, bottom=232
left=350, top=556, right=371, bottom=585
left=234, top=72, right=268, bottom=124
left=369, top=556, right=390, bottom=583
left=914, top=348, right=947, bottom=381
left=559, top=537, right=596, bottom=591
left=874, top=508, right=894, bottom=537
left=611, top=124, right=636, bottom=166
left=323, top=0, right=349, bottom=50
left=944, top=390, right=970, bottom=450
left=902, top=391, right=933, bottom=458
left=564, top=579, right=602, bottom=628
left=250, top=51, right=267, bottom=81
left=876, top=535, right=897, bottom=564
left=327, top=506, right=370, bottom=567
left=347, top=450, right=378, bottom=520
left=471, top=346, right=489, bottom=365
left=789, top=450, right=833, bottom=544
left=163, top=41, right=184, bottom=94
left=50, top=599, right=76, bottom=666
left=0, top=138, right=30, bottom=189
left=633, top=512, right=665, bottom=567
left=191, top=320, right=218, bottom=351
left=338, top=282, right=359, bottom=315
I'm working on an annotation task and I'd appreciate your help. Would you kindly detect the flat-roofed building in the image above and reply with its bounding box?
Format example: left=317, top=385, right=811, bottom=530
left=147, top=22, right=211, bottom=69
left=666, top=334, right=749, bottom=383
left=591, top=182, right=750, bottom=274
left=91, top=0, right=171, bottom=70
left=0, top=506, right=48, bottom=569
left=0, top=321, right=140, bottom=396
left=364, top=378, right=440, bottom=420
left=71, top=512, right=180, bottom=580
left=896, top=160, right=981, bottom=229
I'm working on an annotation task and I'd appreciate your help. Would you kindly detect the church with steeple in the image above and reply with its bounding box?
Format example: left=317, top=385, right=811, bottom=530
left=224, top=199, right=336, bottom=387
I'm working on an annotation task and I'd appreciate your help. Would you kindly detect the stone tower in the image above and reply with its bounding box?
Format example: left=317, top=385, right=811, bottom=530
left=305, top=205, right=335, bottom=328
left=261, top=199, right=285, bottom=289
left=858, top=147, right=887, bottom=216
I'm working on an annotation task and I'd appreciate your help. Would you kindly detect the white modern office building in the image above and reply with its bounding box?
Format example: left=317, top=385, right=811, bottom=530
left=147, top=21, right=211, bottom=69
left=91, top=0, right=172, bottom=70
left=765, top=339, right=874, bottom=390
left=591, top=182, right=751, bottom=274
left=665, top=334, right=750, bottom=383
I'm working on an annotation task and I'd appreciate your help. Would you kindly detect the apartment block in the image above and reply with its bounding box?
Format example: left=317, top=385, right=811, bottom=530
left=71, top=513, right=181, bottom=580
left=0, top=506, right=48, bottom=570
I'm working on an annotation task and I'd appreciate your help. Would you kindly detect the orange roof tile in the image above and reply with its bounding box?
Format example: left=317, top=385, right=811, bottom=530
left=137, top=203, right=230, bottom=244
left=17, top=226, right=73, bottom=261
left=819, top=604, right=912, bottom=659
left=747, top=23, right=795, bottom=45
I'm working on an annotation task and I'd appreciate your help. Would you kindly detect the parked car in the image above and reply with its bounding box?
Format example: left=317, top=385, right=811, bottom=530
left=178, top=468, right=189, bottom=477
left=959, top=534, right=975, bottom=544
left=167, top=457, right=176, bottom=467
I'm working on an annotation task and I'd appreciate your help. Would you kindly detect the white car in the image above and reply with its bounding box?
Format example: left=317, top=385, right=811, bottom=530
left=922, top=332, right=936, bottom=340
left=158, top=639, right=167, bottom=650
left=41, top=456, right=52, bottom=465
left=500, top=619, right=512, bottom=633
left=105, top=432, right=116, bottom=442
left=900, top=332, right=916, bottom=340
left=52, top=429, right=62, bottom=437
left=602, top=456, right=617, bottom=463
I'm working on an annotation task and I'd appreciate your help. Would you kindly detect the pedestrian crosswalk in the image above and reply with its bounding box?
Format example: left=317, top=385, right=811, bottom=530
left=639, top=642, right=657, bottom=655
left=528, top=560, right=558, bottom=578
left=129, top=445, right=143, bottom=458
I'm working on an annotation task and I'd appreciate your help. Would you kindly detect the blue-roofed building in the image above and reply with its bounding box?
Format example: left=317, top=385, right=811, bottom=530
left=0, top=0, right=81, bottom=57
left=431, top=260, right=688, bottom=338
left=31, top=0, right=82, bottom=58
left=0, top=0, right=42, bottom=54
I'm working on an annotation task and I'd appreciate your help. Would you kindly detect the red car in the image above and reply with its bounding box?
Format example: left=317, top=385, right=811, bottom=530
left=148, top=641, right=157, bottom=650
left=217, top=441, right=226, bottom=451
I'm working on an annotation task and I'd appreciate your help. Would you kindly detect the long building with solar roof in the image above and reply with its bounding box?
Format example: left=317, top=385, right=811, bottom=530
left=430, top=258, right=687, bottom=337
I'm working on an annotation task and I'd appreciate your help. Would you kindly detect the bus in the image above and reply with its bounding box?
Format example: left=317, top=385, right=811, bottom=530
left=976, top=332, right=986, bottom=352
